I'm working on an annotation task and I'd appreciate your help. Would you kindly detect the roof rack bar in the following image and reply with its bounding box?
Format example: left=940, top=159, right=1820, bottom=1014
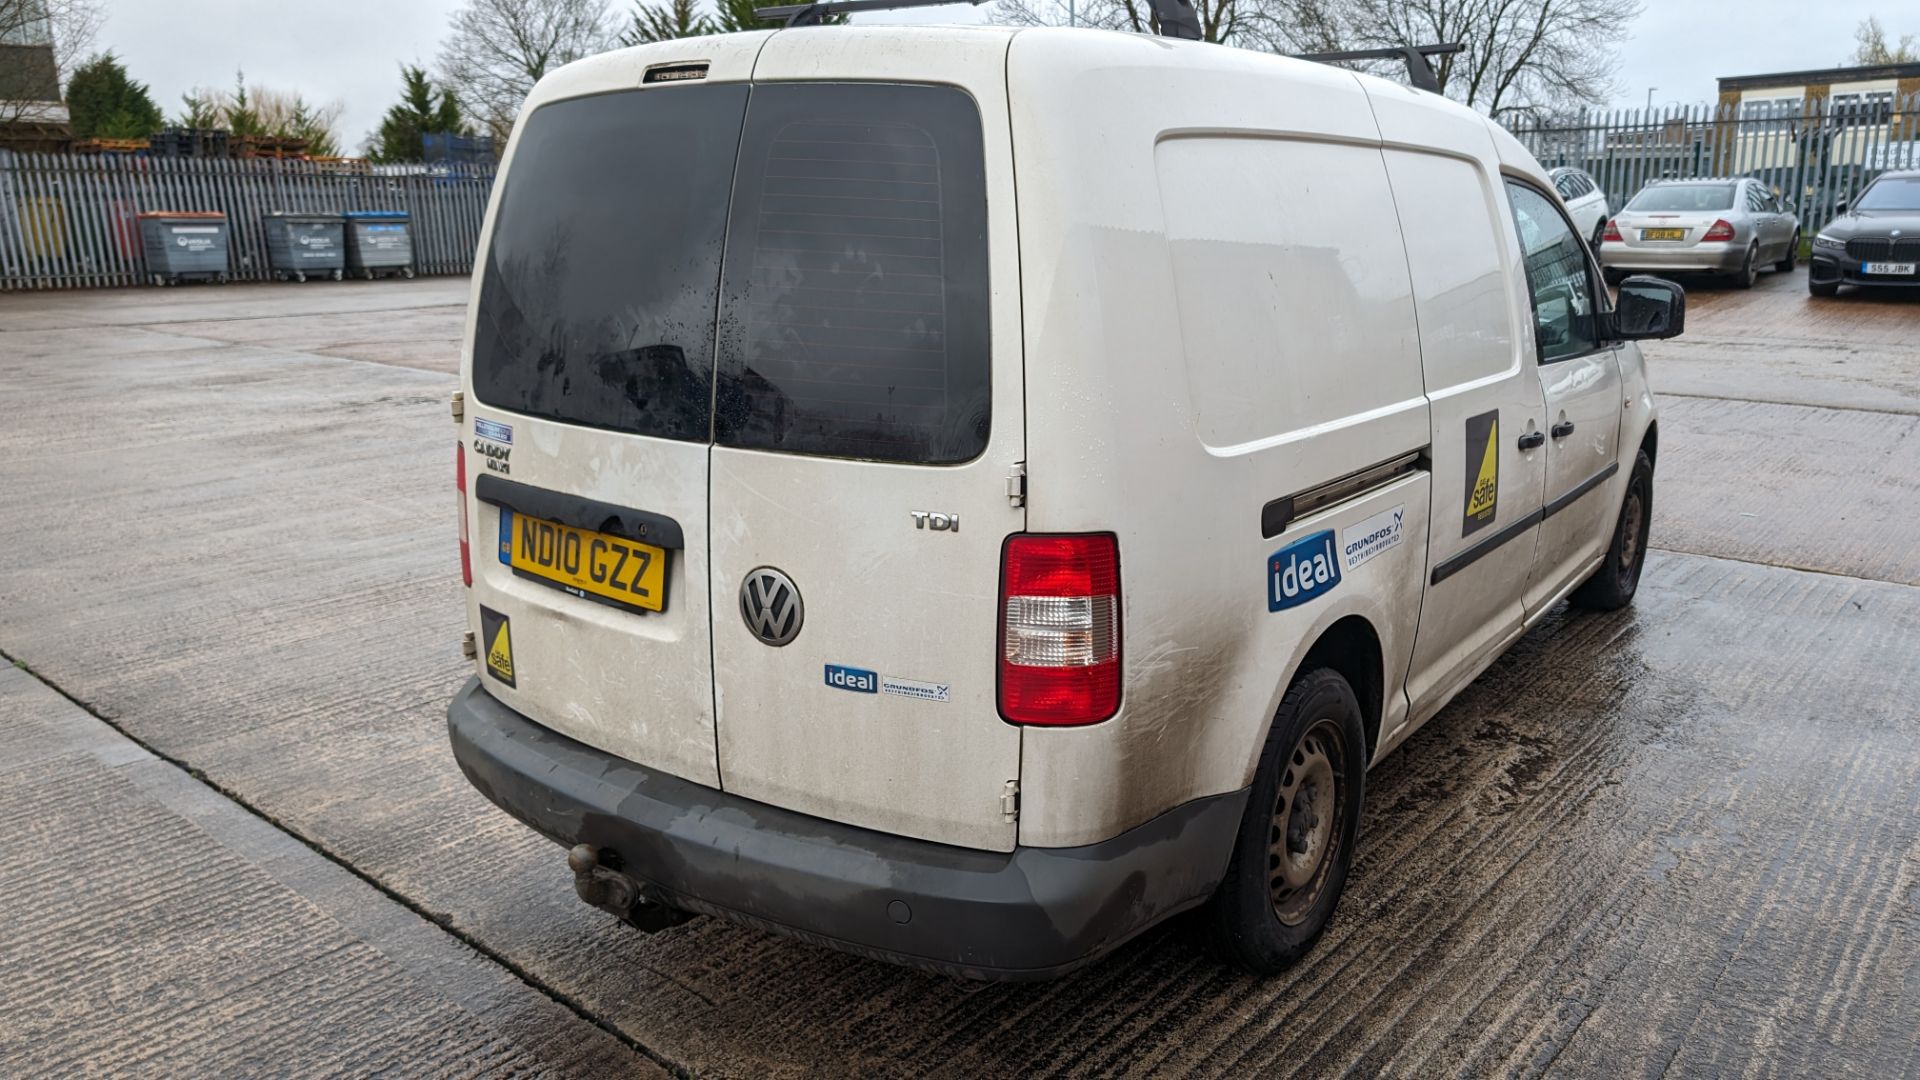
left=1291, top=43, right=1464, bottom=94
left=755, top=0, right=984, bottom=26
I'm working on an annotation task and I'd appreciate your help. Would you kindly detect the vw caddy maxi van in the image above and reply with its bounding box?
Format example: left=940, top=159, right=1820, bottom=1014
left=447, top=22, right=1685, bottom=980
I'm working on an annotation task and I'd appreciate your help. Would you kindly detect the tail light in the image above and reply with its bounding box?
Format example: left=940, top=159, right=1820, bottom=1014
left=1602, top=218, right=1622, bottom=243
left=1702, top=219, right=1736, bottom=242
left=999, top=534, right=1121, bottom=726
left=456, top=443, right=472, bottom=587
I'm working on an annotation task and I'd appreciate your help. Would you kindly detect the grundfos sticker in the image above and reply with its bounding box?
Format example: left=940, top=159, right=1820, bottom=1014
left=1463, top=410, right=1499, bottom=536
left=882, top=675, right=950, bottom=703
left=1342, top=504, right=1406, bottom=571
left=480, top=606, right=515, bottom=687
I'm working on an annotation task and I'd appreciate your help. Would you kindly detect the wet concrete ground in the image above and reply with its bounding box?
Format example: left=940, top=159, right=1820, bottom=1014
left=1, top=267, right=1917, bottom=1076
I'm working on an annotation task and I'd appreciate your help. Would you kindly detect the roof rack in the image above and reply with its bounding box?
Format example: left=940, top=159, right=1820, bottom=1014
left=755, top=0, right=984, bottom=27
left=1289, top=44, right=1464, bottom=94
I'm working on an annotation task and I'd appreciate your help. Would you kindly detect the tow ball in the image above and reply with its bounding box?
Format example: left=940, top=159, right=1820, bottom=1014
left=567, top=844, right=696, bottom=933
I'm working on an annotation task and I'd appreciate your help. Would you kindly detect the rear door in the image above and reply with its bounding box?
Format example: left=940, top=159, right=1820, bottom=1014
left=463, top=54, right=760, bottom=790
left=708, top=50, right=1025, bottom=851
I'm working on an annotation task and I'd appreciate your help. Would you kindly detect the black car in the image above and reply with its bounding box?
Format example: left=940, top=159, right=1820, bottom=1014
left=1808, top=169, right=1920, bottom=296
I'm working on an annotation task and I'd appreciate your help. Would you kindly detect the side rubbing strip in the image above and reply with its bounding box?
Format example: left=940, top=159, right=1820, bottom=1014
left=1430, top=508, right=1543, bottom=586
left=1262, top=450, right=1427, bottom=538
left=475, top=475, right=686, bottom=550
left=1544, top=462, right=1619, bottom=519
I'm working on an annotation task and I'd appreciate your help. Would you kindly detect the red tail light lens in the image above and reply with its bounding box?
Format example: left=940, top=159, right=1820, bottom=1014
left=456, top=443, right=472, bottom=587
left=1602, top=218, right=1622, bottom=243
left=1702, top=219, right=1736, bottom=242
left=999, top=534, right=1121, bottom=726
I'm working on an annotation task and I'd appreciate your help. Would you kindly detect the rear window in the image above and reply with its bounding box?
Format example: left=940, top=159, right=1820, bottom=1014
left=473, top=85, right=749, bottom=442
left=1626, top=184, right=1736, bottom=212
left=715, top=83, right=990, bottom=464
left=473, top=81, right=990, bottom=466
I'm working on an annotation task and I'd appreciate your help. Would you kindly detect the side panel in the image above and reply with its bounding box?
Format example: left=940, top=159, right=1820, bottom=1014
left=1006, top=33, right=1428, bottom=847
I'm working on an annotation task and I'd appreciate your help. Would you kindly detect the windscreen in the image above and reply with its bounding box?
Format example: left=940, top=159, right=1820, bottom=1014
left=1626, top=184, right=1736, bottom=212
left=714, top=83, right=991, bottom=465
left=472, top=85, right=750, bottom=442
left=1855, top=176, right=1920, bottom=211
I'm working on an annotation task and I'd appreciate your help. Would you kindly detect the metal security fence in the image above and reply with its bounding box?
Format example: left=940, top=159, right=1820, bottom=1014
left=1506, top=94, right=1920, bottom=231
left=0, top=151, right=496, bottom=290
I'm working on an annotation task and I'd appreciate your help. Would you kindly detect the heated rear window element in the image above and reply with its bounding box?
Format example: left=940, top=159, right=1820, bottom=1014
left=472, top=85, right=749, bottom=442
left=715, top=83, right=991, bottom=465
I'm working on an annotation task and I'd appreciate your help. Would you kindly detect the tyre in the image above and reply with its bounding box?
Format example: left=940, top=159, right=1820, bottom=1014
left=1809, top=276, right=1839, bottom=298
left=1590, top=219, right=1606, bottom=252
left=1774, top=234, right=1797, bottom=273
left=1570, top=448, right=1653, bottom=611
left=1202, top=668, right=1366, bottom=974
left=1731, top=244, right=1758, bottom=289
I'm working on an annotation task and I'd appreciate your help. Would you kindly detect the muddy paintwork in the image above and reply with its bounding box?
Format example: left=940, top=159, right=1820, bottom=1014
left=0, top=255, right=1916, bottom=1075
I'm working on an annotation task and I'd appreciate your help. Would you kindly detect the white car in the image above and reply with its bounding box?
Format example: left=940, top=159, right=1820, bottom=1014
left=1550, top=166, right=1612, bottom=247
left=447, top=21, right=1682, bottom=981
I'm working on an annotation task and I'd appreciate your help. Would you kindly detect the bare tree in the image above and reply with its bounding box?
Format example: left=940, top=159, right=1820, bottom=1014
left=0, top=0, right=103, bottom=125
left=996, top=0, right=1640, bottom=119
left=1851, top=16, right=1918, bottom=65
left=437, top=0, right=617, bottom=141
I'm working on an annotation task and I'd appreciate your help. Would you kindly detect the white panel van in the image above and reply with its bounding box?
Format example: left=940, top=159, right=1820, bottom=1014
left=447, top=23, right=1685, bottom=980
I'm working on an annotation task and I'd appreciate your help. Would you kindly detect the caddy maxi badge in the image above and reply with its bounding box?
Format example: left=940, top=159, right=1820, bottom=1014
left=740, top=567, right=803, bottom=646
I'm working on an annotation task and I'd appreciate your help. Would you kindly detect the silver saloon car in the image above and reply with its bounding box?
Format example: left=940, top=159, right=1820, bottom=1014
left=1600, top=178, right=1801, bottom=289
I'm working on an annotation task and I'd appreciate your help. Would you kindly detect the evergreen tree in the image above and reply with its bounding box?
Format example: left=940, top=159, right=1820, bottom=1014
left=65, top=52, right=163, bottom=139
left=621, top=0, right=708, bottom=42
left=370, top=65, right=471, bottom=162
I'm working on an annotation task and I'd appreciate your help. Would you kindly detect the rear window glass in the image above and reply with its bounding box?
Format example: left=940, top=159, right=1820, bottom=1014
left=714, top=83, right=991, bottom=465
left=1626, top=184, right=1736, bottom=212
left=472, top=85, right=749, bottom=442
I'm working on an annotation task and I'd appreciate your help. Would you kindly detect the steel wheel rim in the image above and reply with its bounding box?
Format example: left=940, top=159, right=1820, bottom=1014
left=1269, top=718, right=1347, bottom=926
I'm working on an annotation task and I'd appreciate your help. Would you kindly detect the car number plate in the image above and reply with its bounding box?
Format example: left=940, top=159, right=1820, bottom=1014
left=1863, top=261, right=1917, bottom=275
left=1641, top=228, right=1686, bottom=241
left=499, top=510, right=667, bottom=613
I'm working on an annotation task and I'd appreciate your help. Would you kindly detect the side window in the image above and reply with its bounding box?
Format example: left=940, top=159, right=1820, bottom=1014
left=1554, top=173, right=1576, bottom=199
left=1570, top=173, right=1592, bottom=198
left=1504, top=181, right=1599, bottom=364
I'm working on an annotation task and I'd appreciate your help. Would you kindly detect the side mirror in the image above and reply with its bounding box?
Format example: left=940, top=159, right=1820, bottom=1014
left=1835, top=197, right=1850, bottom=214
left=1610, top=276, right=1685, bottom=341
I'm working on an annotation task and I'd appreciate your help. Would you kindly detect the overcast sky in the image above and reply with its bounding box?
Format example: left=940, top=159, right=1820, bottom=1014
left=91, top=0, right=1904, bottom=152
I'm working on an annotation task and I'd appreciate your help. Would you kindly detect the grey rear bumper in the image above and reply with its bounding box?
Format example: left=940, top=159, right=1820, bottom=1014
left=446, top=677, right=1247, bottom=980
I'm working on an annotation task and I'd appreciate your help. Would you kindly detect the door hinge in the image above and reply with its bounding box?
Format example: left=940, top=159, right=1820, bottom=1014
left=1006, top=461, right=1027, bottom=508
left=1001, top=779, right=1020, bottom=823
left=461, top=630, right=476, bottom=659
left=450, top=390, right=465, bottom=421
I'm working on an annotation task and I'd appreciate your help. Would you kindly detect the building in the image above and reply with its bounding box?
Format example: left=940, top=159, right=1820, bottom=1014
left=0, top=1, right=71, bottom=152
left=1717, top=61, right=1920, bottom=122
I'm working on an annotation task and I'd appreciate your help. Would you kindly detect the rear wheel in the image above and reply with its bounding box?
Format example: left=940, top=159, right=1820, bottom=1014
left=1202, top=668, right=1365, bottom=974
left=1571, top=449, right=1653, bottom=611
left=1590, top=218, right=1606, bottom=251
left=1775, top=234, right=1798, bottom=273
left=1731, top=244, right=1758, bottom=289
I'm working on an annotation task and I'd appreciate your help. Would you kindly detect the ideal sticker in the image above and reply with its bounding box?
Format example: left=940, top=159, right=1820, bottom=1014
left=824, top=664, right=878, bottom=693
left=1463, top=410, right=1499, bottom=536
left=1342, top=504, right=1406, bottom=571
left=1268, top=530, right=1341, bottom=612
left=479, top=606, right=516, bottom=687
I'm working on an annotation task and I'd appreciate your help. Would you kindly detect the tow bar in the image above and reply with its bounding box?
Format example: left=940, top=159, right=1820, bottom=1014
left=567, top=844, right=697, bottom=933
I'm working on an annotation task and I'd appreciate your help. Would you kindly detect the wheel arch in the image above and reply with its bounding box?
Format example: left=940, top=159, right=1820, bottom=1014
left=1291, top=614, right=1386, bottom=766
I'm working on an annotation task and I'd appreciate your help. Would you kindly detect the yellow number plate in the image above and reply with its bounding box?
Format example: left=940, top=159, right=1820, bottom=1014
left=500, top=510, right=667, bottom=613
left=1641, top=227, right=1686, bottom=241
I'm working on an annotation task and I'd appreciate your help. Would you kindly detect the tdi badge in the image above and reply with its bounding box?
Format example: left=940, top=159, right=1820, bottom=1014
left=480, top=605, right=516, bottom=687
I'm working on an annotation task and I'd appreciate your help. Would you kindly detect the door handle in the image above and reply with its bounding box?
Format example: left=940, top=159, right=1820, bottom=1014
left=1551, top=420, right=1576, bottom=439
left=1518, top=430, right=1546, bottom=451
